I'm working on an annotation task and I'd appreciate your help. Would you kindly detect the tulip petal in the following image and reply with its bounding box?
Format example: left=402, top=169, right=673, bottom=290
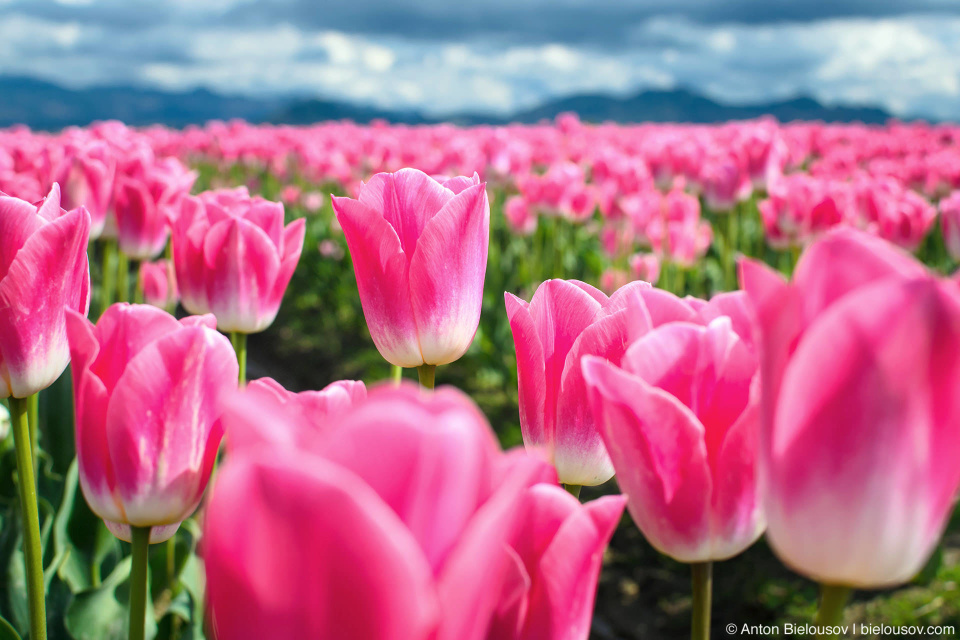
left=333, top=195, right=423, bottom=366
left=0, top=194, right=45, bottom=280
left=768, top=278, right=960, bottom=586
left=205, top=454, right=439, bottom=640
left=583, top=356, right=711, bottom=562
left=203, top=218, right=282, bottom=333
left=105, top=325, right=237, bottom=526
left=0, top=206, right=91, bottom=397
left=408, top=182, right=489, bottom=365
left=360, top=168, right=455, bottom=256
left=505, top=292, right=548, bottom=454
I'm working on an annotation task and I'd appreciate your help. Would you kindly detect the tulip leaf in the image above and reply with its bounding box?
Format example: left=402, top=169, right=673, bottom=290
left=53, top=460, right=120, bottom=592
left=64, top=557, right=158, bottom=640
left=0, top=614, right=21, bottom=640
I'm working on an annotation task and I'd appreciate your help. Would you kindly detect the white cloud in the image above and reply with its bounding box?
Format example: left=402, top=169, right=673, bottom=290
left=1, top=6, right=959, bottom=119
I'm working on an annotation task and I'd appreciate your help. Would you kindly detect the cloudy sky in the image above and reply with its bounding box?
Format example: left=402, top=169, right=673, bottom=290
left=2, top=0, right=959, bottom=119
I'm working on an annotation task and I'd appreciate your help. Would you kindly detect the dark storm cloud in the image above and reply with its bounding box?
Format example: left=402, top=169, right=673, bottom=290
left=7, top=0, right=959, bottom=48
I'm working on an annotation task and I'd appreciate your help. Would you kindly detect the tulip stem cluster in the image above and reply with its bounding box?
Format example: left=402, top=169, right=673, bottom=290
left=9, top=395, right=46, bottom=640
left=417, top=364, right=436, bottom=390
left=691, top=561, right=713, bottom=640
left=230, top=332, right=248, bottom=386
left=128, top=526, right=151, bottom=640
left=814, top=584, right=851, bottom=639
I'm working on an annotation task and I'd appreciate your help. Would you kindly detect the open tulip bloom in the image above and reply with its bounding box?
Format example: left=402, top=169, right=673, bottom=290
left=332, top=169, right=490, bottom=385
left=206, top=383, right=624, bottom=640
left=741, top=228, right=960, bottom=627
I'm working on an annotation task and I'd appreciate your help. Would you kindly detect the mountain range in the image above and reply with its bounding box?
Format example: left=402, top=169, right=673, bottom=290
left=0, top=75, right=897, bottom=131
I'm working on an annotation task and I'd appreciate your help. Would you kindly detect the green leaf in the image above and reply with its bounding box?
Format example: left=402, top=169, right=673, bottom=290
left=0, top=613, right=21, bottom=640
left=53, top=461, right=120, bottom=593
left=64, top=557, right=157, bottom=640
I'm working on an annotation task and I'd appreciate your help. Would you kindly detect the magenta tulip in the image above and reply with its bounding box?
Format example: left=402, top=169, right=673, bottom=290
left=206, top=383, right=588, bottom=640
left=66, top=303, right=238, bottom=542
left=0, top=184, right=91, bottom=398
left=491, top=484, right=625, bottom=640
left=583, top=318, right=762, bottom=562
left=332, top=169, right=490, bottom=367
left=741, top=228, right=960, bottom=587
left=173, top=187, right=306, bottom=333
left=53, top=140, right=116, bottom=239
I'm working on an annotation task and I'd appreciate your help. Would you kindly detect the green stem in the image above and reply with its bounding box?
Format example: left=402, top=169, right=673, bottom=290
left=116, top=250, right=130, bottom=304
left=563, top=483, right=581, bottom=499
left=691, top=561, right=712, bottom=640
left=815, top=584, right=852, bottom=639
left=166, top=534, right=176, bottom=591
left=230, top=332, right=248, bottom=386
left=10, top=396, right=46, bottom=640
left=133, top=262, right=144, bottom=304
left=101, top=239, right=117, bottom=317
left=417, top=364, right=436, bottom=390
left=28, top=392, right=39, bottom=481
left=129, top=526, right=151, bottom=640
left=391, top=364, right=403, bottom=384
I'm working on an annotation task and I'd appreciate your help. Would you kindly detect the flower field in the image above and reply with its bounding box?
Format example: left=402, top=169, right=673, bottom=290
left=1, top=114, right=960, bottom=639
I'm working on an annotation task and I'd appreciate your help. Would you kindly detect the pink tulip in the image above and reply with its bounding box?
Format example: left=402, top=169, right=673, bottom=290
left=52, top=140, right=116, bottom=239
left=332, top=169, right=490, bottom=367
left=66, top=303, right=238, bottom=542
left=629, top=252, right=661, bottom=285
left=940, top=190, right=960, bottom=260
left=505, top=280, right=651, bottom=486
left=225, top=377, right=366, bottom=452
left=139, top=259, right=179, bottom=310
left=491, top=484, right=625, bottom=640
left=173, top=187, right=306, bottom=333
left=206, top=383, right=571, bottom=640
left=0, top=184, right=91, bottom=398
left=504, top=195, right=537, bottom=236
left=583, top=318, right=762, bottom=562
left=114, top=156, right=196, bottom=260
left=741, top=228, right=960, bottom=587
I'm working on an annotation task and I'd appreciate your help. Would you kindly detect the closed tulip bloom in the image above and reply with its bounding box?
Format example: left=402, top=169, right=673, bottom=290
left=139, top=259, right=179, bottom=310
left=332, top=169, right=490, bottom=367
left=583, top=318, right=762, bottom=562
left=740, top=227, right=960, bottom=587
left=173, top=187, right=306, bottom=333
left=114, top=157, right=196, bottom=260
left=53, top=140, right=116, bottom=239
left=206, top=384, right=560, bottom=640
left=491, top=485, right=625, bottom=640
left=66, top=303, right=238, bottom=542
left=0, top=184, right=91, bottom=398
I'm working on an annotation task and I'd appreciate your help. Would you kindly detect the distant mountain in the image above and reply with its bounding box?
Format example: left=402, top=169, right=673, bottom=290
left=0, top=75, right=897, bottom=131
left=0, top=76, right=281, bottom=130
left=505, top=89, right=893, bottom=125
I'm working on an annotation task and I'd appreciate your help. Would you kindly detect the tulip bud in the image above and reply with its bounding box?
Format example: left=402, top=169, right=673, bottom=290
left=741, top=228, right=960, bottom=587
left=0, top=184, right=91, bottom=398
left=332, top=169, right=490, bottom=367
left=66, top=303, right=238, bottom=542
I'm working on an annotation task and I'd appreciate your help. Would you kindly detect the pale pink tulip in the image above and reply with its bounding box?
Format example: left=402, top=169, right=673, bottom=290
left=66, top=303, right=238, bottom=542
left=741, top=228, right=960, bottom=587
left=0, top=184, right=91, bottom=398
left=332, top=169, right=489, bottom=367
left=173, top=187, right=306, bottom=333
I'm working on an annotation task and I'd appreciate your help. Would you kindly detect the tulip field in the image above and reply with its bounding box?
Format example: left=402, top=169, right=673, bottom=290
left=3, top=115, right=960, bottom=640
